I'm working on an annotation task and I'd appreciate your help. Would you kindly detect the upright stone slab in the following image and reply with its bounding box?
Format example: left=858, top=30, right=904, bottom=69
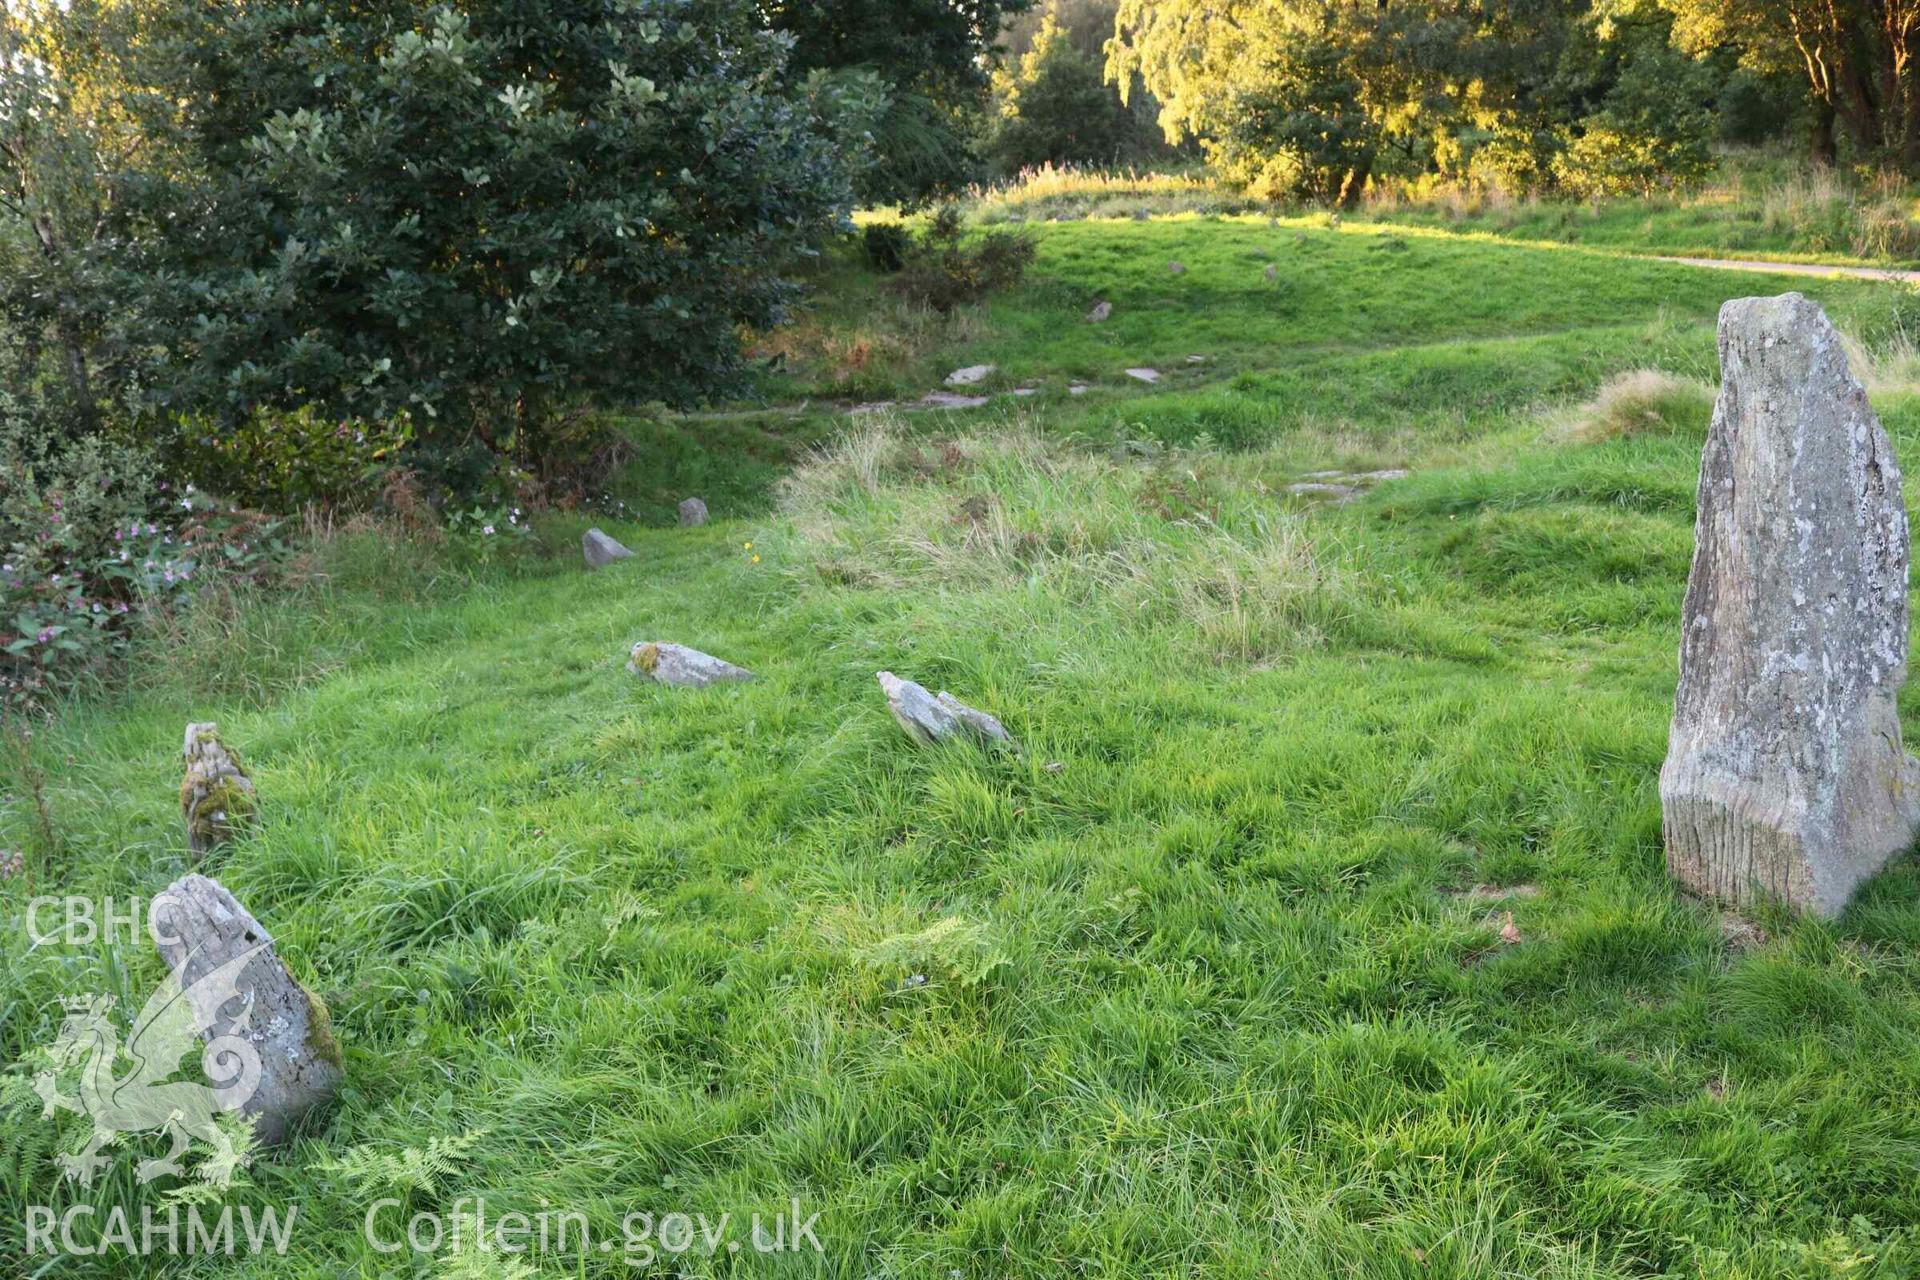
left=582, top=528, right=634, bottom=569
left=149, top=875, right=342, bottom=1144
left=181, top=722, right=255, bottom=859
left=1660, top=292, right=1920, bottom=916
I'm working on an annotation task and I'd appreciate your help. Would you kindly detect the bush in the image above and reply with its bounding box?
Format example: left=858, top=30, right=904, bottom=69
left=173, top=406, right=414, bottom=513
left=863, top=222, right=913, bottom=273
left=106, top=0, right=857, bottom=470
left=889, top=208, right=1037, bottom=312
left=0, top=398, right=167, bottom=701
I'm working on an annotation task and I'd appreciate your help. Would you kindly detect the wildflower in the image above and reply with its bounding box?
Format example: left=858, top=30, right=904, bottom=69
left=49, top=574, right=59, bottom=583
left=751, top=554, right=761, bottom=564
left=35, top=628, right=52, bottom=644
left=181, top=499, right=193, bottom=510
left=482, top=524, right=495, bottom=536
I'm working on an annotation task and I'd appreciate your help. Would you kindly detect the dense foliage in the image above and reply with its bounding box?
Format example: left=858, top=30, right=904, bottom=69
left=763, top=0, right=1035, bottom=202
left=1662, top=0, right=1920, bottom=165
left=125, top=0, right=857, bottom=441
left=1, top=0, right=870, bottom=502
left=1103, top=0, right=1809, bottom=202
left=987, top=6, right=1166, bottom=172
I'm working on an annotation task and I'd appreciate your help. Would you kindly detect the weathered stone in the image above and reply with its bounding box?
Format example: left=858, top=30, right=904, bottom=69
left=1285, top=482, right=1360, bottom=504
left=181, top=723, right=255, bottom=859
left=920, top=391, right=991, bottom=410
left=877, top=672, right=1015, bottom=748
left=1167, top=261, right=1187, bottom=275
left=677, top=497, right=709, bottom=527
left=945, top=364, right=994, bottom=386
left=1068, top=383, right=1089, bottom=396
left=1085, top=300, right=1112, bottom=323
left=1660, top=292, right=1920, bottom=917
left=148, top=875, right=342, bottom=1145
left=1124, top=368, right=1160, bottom=385
left=1264, top=264, right=1280, bottom=282
left=627, top=642, right=754, bottom=688
left=582, top=528, right=634, bottom=569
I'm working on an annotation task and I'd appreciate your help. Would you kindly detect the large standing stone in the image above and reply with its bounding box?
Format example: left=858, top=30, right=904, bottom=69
left=678, top=497, right=709, bottom=527
left=1660, top=292, right=1920, bottom=916
left=148, top=875, right=342, bottom=1145
left=181, top=723, right=255, bottom=859
left=582, top=528, right=634, bottom=569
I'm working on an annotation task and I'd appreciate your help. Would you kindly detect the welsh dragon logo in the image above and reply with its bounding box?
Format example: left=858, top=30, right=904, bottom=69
left=32, top=930, right=269, bottom=1189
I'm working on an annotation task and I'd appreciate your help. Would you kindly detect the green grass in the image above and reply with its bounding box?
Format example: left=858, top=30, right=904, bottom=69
left=11, top=217, right=1920, bottom=1277
left=962, top=153, right=1920, bottom=268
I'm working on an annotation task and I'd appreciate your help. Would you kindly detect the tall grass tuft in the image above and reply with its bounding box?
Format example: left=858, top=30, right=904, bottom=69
left=779, top=420, right=1354, bottom=662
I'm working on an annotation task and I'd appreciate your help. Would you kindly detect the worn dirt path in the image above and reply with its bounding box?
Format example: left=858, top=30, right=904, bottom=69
left=1651, top=255, right=1920, bottom=285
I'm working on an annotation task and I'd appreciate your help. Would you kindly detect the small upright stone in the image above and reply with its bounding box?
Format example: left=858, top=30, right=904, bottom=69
left=1167, top=261, right=1187, bottom=275
left=628, top=642, right=754, bottom=688
left=678, top=497, right=709, bottom=527
left=1660, top=292, right=1920, bottom=917
left=181, top=723, right=255, bottom=859
left=148, top=875, right=342, bottom=1145
left=1085, top=300, right=1112, bottom=324
left=877, top=672, right=1015, bottom=748
left=582, top=528, right=634, bottom=569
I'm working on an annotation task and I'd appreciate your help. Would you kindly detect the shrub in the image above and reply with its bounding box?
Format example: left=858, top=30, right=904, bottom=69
left=863, top=222, right=913, bottom=273
left=889, top=208, right=1037, bottom=312
left=173, top=406, right=414, bottom=513
left=0, top=397, right=167, bottom=701
left=105, top=0, right=857, bottom=469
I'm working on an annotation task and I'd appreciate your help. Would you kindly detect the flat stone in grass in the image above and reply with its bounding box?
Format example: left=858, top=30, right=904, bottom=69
left=945, top=364, right=994, bottom=386
left=677, top=497, right=708, bottom=527
left=1124, top=368, right=1160, bottom=384
left=628, top=642, right=754, bottom=688
left=148, top=874, right=342, bottom=1146
left=877, top=672, right=1015, bottom=748
left=1661, top=292, right=1920, bottom=917
left=582, top=528, right=633, bottom=568
left=1285, top=482, right=1360, bottom=503
left=921, top=391, right=991, bottom=409
left=181, top=723, right=255, bottom=859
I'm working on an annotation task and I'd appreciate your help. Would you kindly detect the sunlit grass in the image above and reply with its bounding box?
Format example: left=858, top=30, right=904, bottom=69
left=8, top=217, right=1920, bottom=1277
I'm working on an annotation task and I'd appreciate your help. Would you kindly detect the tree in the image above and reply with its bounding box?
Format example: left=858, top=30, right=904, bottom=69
left=0, top=0, right=147, bottom=432
left=1658, top=0, right=1920, bottom=164
left=988, top=5, right=1161, bottom=171
left=762, top=0, right=1035, bottom=202
left=79, top=0, right=859, bottom=474
left=1109, top=0, right=1501, bottom=204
